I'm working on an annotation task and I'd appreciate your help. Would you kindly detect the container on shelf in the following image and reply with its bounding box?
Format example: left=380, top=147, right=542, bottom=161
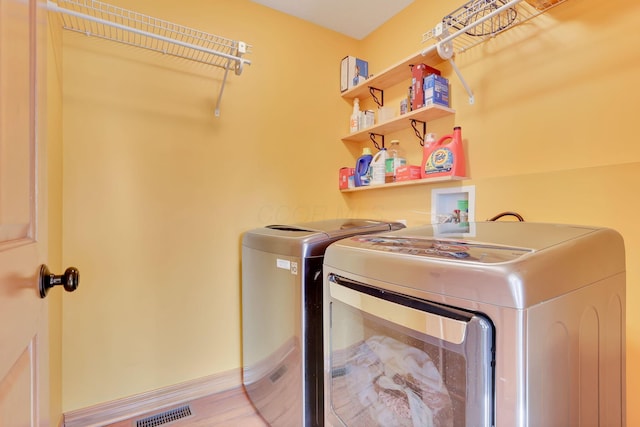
left=354, top=147, right=373, bottom=187
left=421, top=126, right=466, bottom=179
left=370, top=148, right=387, bottom=186
left=387, top=139, right=407, bottom=182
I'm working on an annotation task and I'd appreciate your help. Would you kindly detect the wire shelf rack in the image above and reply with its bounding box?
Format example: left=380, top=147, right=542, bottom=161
left=422, top=0, right=566, bottom=54
left=47, top=0, right=252, bottom=116
left=420, top=0, right=568, bottom=103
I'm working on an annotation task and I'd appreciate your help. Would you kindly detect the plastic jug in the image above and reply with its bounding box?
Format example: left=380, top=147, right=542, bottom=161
left=387, top=139, right=406, bottom=181
left=370, top=148, right=387, bottom=186
left=421, top=126, right=466, bottom=179
left=354, top=147, right=373, bottom=187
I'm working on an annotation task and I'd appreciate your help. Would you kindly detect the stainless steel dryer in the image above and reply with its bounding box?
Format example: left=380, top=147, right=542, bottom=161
left=323, top=222, right=626, bottom=427
left=241, top=218, right=405, bottom=427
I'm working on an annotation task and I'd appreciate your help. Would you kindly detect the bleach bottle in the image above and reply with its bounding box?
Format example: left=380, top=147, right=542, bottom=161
left=370, top=148, right=387, bottom=185
left=421, top=126, right=466, bottom=179
left=354, top=147, right=373, bottom=187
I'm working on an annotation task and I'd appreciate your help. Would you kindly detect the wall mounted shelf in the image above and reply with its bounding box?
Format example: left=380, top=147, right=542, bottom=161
left=340, top=49, right=446, bottom=102
left=47, top=0, right=252, bottom=116
left=342, top=104, right=455, bottom=143
left=341, top=175, right=466, bottom=193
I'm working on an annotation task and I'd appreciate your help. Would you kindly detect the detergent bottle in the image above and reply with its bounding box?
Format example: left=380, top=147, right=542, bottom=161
left=354, top=147, right=373, bottom=187
left=370, top=148, right=387, bottom=185
left=421, top=126, right=466, bottom=179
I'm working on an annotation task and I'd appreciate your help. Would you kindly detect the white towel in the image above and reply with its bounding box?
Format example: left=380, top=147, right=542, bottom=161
left=345, top=335, right=454, bottom=427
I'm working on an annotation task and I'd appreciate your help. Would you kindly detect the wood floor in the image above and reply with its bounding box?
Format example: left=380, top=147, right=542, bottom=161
left=105, top=387, right=269, bottom=427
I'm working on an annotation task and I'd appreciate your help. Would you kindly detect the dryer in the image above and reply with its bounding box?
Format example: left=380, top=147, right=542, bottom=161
left=323, top=222, right=626, bottom=427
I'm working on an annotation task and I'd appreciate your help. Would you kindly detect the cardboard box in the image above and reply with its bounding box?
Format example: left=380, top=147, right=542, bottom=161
left=339, top=167, right=355, bottom=189
left=341, top=56, right=368, bottom=92
left=423, top=74, right=450, bottom=107
left=394, top=165, right=422, bottom=182
left=411, top=64, right=441, bottom=110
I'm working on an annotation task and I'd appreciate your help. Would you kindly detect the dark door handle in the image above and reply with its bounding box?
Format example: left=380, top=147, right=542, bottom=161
left=39, top=264, right=79, bottom=298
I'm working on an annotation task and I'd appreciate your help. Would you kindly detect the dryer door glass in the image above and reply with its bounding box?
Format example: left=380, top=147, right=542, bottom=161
left=326, top=274, right=494, bottom=427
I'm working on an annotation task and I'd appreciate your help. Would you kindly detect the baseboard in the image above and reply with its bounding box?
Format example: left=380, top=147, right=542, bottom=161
left=62, top=368, right=242, bottom=427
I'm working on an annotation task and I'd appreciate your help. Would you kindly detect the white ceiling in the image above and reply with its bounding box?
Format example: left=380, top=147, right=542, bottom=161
left=251, top=0, right=415, bottom=40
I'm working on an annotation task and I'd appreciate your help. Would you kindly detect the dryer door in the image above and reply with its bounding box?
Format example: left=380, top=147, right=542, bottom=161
left=325, top=274, right=494, bottom=427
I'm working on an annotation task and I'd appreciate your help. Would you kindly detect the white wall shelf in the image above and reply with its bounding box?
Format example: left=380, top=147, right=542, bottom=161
left=340, top=49, right=446, bottom=102
left=342, top=104, right=455, bottom=143
left=47, top=0, right=252, bottom=117
left=341, top=175, right=466, bottom=193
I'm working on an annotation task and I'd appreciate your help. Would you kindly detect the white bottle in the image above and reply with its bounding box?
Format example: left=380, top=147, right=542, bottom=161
left=370, top=148, right=388, bottom=185
left=350, top=98, right=361, bottom=133
left=424, top=133, right=437, bottom=148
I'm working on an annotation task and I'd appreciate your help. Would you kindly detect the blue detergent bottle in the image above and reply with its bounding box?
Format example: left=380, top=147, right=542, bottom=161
left=354, top=147, right=373, bottom=187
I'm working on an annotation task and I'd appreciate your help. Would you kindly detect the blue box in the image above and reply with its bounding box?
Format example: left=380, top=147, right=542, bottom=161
left=341, top=56, right=369, bottom=92
left=423, top=74, right=449, bottom=107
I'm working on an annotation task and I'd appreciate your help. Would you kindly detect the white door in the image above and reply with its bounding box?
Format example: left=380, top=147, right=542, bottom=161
left=0, top=0, right=51, bottom=425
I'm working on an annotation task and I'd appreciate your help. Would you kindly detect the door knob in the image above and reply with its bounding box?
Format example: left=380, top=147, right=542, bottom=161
left=39, top=264, right=79, bottom=298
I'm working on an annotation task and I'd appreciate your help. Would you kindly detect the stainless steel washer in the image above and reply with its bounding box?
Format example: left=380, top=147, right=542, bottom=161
left=241, top=218, right=405, bottom=427
left=323, top=222, right=626, bottom=427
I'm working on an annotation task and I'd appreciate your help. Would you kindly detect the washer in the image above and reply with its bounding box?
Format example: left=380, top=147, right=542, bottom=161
left=241, top=218, right=405, bottom=427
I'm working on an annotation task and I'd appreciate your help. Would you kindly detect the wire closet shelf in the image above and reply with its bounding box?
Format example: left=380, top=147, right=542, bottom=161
left=47, top=0, right=252, bottom=116
left=420, top=0, right=567, bottom=103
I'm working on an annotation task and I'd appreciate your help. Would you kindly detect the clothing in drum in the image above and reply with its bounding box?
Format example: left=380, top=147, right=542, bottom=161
left=326, top=274, right=494, bottom=427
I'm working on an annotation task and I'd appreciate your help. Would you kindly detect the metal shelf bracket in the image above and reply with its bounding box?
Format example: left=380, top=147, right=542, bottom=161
left=368, top=87, right=384, bottom=107
left=411, top=119, right=427, bottom=145
left=369, top=133, right=385, bottom=150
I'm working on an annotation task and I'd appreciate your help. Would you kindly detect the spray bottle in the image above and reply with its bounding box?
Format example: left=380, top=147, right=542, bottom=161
left=421, top=126, right=466, bottom=179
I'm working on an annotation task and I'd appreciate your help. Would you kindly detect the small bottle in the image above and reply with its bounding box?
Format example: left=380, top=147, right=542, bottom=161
left=350, top=98, right=361, bottom=133
left=387, top=139, right=406, bottom=181
left=424, top=133, right=437, bottom=149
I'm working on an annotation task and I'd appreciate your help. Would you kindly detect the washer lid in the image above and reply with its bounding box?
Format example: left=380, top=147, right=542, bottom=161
left=348, top=235, right=532, bottom=263
left=243, top=218, right=405, bottom=257
left=268, top=218, right=404, bottom=239
left=324, top=222, right=626, bottom=308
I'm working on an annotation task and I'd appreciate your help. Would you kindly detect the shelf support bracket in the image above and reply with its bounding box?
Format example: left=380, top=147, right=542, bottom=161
left=411, top=120, right=427, bottom=145
left=368, top=87, right=384, bottom=107
left=448, top=58, right=475, bottom=105
left=214, top=57, right=237, bottom=117
left=369, top=133, right=385, bottom=150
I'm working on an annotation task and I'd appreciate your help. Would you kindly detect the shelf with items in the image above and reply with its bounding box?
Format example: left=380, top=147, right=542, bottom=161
left=342, top=104, right=455, bottom=143
left=340, top=175, right=466, bottom=193
left=341, top=49, right=446, bottom=102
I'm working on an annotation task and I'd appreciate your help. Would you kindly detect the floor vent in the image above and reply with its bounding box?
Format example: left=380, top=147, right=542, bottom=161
left=135, top=405, right=192, bottom=427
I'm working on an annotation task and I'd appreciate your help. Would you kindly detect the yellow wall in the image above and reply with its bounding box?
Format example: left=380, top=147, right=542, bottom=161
left=58, top=0, right=639, bottom=423
left=60, top=0, right=357, bottom=411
